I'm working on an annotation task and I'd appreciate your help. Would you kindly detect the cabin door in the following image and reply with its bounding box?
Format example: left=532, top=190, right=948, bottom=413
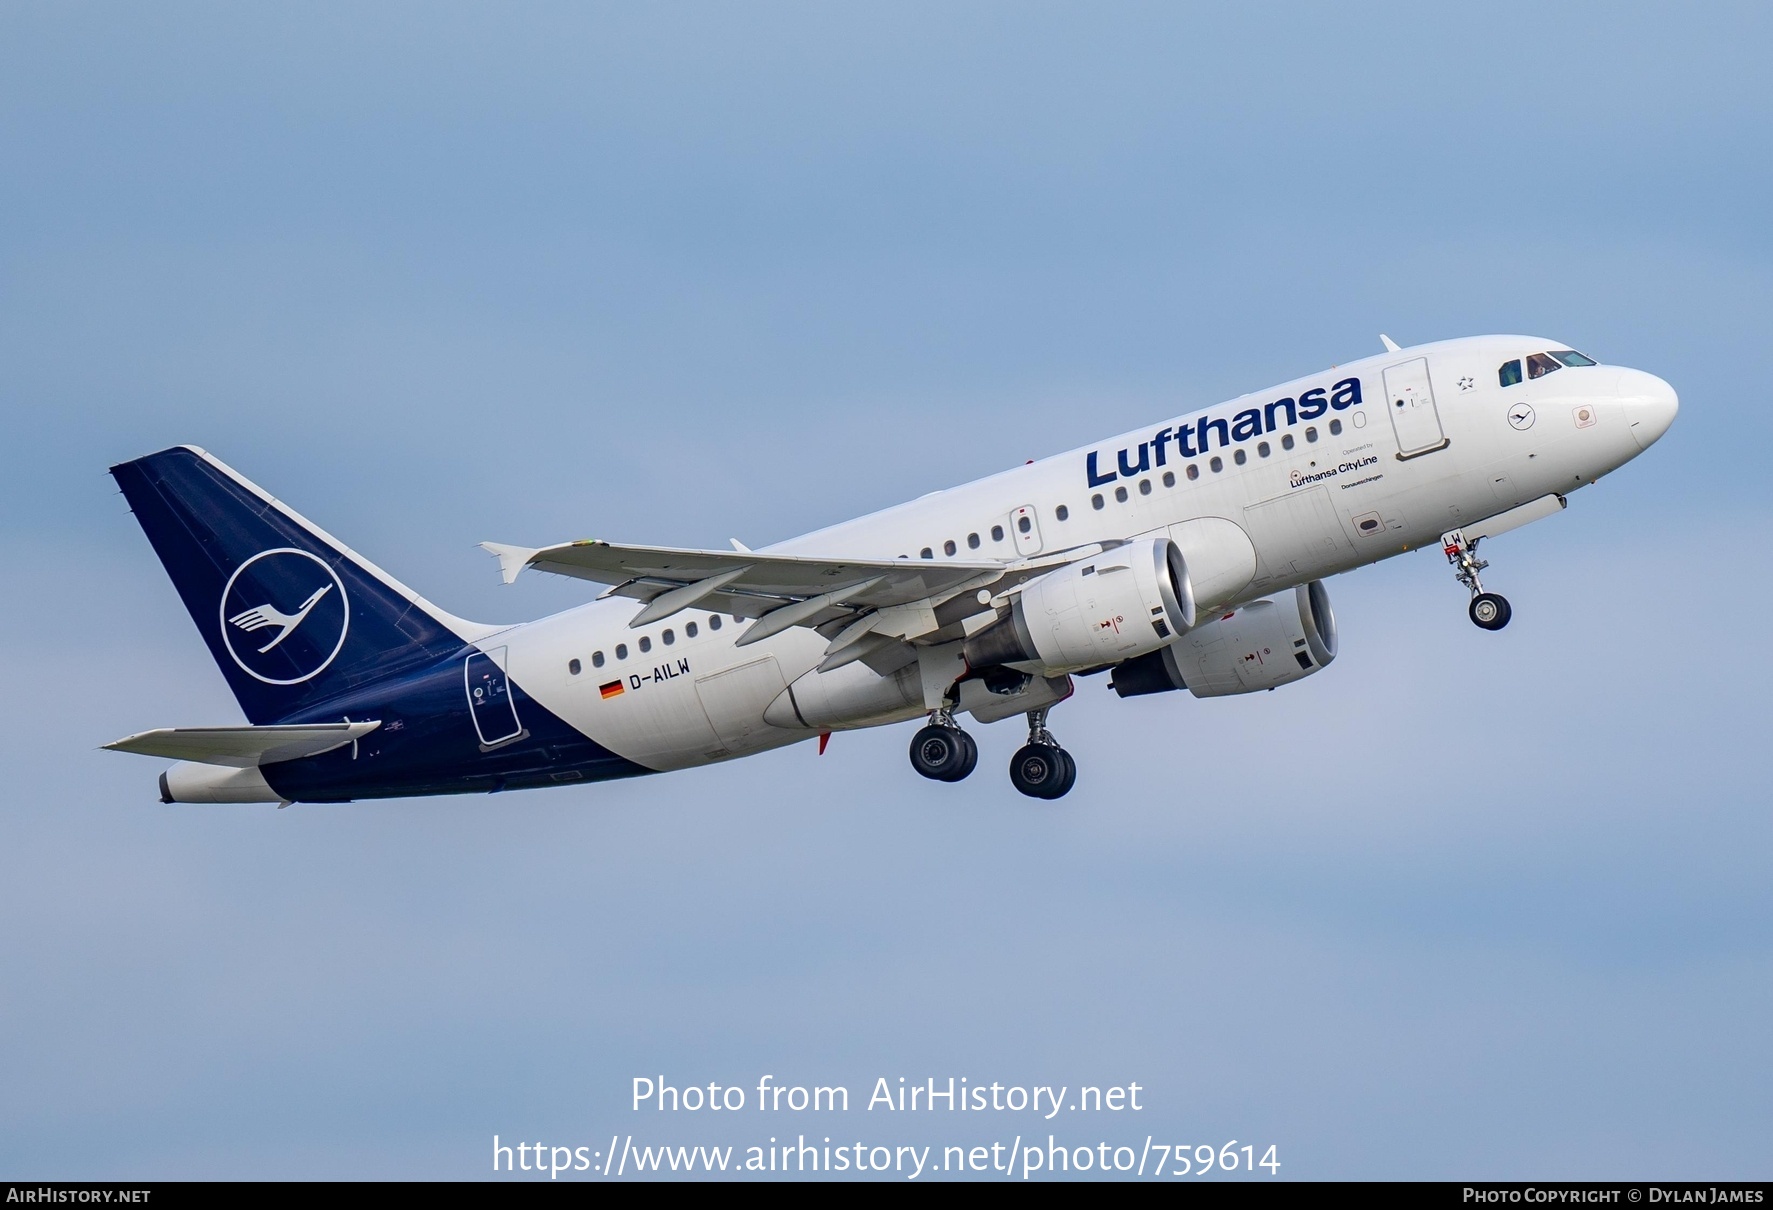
left=1383, top=358, right=1450, bottom=459
left=465, top=647, right=525, bottom=748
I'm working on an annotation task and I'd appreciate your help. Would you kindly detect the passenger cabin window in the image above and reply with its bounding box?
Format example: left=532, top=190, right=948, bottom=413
left=1018, top=515, right=1033, bottom=533
left=1328, top=419, right=1342, bottom=436
left=1526, top=352, right=1561, bottom=380
left=991, top=525, right=1005, bottom=541
left=1138, top=478, right=1151, bottom=495
left=1498, top=359, right=1523, bottom=387
left=1091, top=494, right=1104, bottom=510
left=1162, top=471, right=1175, bottom=487
left=1055, top=505, right=1069, bottom=521
left=943, top=539, right=956, bottom=556
left=967, top=532, right=981, bottom=548
left=638, top=636, right=652, bottom=653
left=1281, top=433, right=1295, bottom=451
left=569, top=658, right=581, bottom=675
left=1186, top=464, right=1199, bottom=481
left=615, top=643, right=629, bottom=660
left=920, top=547, right=933, bottom=559
left=592, top=651, right=606, bottom=668
left=1209, top=456, right=1223, bottom=473
left=708, top=615, right=722, bottom=631
left=685, top=621, right=698, bottom=638
left=1114, top=486, right=1128, bottom=503
left=1550, top=349, right=1597, bottom=367
left=1234, top=449, right=1247, bottom=465
left=662, top=628, right=675, bottom=645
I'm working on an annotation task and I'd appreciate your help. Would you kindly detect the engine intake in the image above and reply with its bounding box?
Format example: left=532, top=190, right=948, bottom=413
left=1111, top=580, right=1337, bottom=698
left=963, top=537, right=1195, bottom=674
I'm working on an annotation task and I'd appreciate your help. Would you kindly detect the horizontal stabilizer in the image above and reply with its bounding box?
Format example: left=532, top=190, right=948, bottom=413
left=103, top=722, right=382, bottom=768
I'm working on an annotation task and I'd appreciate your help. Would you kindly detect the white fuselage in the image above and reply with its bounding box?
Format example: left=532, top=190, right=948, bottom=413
left=492, top=335, right=1677, bottom=772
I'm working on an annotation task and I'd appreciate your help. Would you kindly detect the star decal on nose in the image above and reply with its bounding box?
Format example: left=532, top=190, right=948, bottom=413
left=1457, top=376, right=1475, bottom=391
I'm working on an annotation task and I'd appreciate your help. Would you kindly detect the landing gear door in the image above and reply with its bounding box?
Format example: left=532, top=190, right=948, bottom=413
left=1010, top=505, right=1043, bottom=556
left=465, top=646, right=525, bottom=749
left=1383, top=357, right=1450, bottom=460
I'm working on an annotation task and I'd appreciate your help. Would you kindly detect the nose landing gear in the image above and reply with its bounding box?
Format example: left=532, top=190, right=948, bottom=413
left=1443, top=529, right=1512, bottom=631
left=1009, top=707, right=1075, bottom=800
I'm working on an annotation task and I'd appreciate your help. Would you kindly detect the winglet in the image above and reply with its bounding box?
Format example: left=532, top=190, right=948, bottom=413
left=478, top=541, right=539, bottom=585
left=729, top=538, right=752, bottom=553
left=1380, top=333, right=1401, bottom=352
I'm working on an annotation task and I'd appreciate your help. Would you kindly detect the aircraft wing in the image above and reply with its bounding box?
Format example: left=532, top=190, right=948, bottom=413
left=481, top=539, right=1000, bottom=611
left=480, top=538, right=1096, bottom=665
left=102, top=722, right=382, bottom=768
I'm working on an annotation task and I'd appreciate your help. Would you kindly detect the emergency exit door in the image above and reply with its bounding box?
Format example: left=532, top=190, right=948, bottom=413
left=1382, top=358, right=1449, bottom=459
left=1010, top=505, right=1043, bottom=555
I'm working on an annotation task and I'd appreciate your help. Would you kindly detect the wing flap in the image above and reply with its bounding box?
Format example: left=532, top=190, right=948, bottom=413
left=103, top=722, right=382, bottom=768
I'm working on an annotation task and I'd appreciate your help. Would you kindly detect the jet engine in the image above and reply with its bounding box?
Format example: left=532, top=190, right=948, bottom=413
left=1110, top=580, right=1337, bottom=698
left=963, top=537, right=1195, bottom=674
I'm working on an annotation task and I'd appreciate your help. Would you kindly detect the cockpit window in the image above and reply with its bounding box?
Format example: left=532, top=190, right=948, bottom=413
left=1549, top=349, right=1597, bottom=367
left=1526, top=352, right=1562, bottom=379
left=1498, top=359, right=1523, bottom=387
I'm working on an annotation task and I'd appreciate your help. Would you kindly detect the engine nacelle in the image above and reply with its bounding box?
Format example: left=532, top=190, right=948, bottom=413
left=1110, top=580, right=1337, bottom=699
left=964, top=537, right=1195, bottom=674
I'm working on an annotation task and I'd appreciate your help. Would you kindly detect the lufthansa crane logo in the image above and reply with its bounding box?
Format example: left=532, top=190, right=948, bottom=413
left=219, top=548, right=350, bottom=685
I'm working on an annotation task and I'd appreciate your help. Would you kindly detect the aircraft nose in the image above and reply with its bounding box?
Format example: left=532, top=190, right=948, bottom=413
left=1616, top=368, right=1679, bottom=450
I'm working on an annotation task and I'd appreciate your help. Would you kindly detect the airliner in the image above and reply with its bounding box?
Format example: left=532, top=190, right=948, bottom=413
left=105, top=334, right=1677, bottom=803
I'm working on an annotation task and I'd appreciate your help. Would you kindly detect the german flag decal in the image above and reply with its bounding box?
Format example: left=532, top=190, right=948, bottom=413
left=599, top=680, right=624, bottom=700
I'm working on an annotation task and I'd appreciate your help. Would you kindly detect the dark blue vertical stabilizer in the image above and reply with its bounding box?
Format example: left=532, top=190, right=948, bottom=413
left=111, top=446, right=480, bottom=725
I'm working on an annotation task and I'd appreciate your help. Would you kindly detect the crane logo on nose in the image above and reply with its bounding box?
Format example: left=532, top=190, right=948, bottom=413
left=219, top=548, right=350, bottom=685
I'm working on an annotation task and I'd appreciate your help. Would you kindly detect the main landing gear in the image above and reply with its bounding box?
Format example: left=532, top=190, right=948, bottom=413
left=908, top=710, right=978, bottom=783
left=1442, top=529, right=1512, bottom=631
left=908, top=704, right=1076, bottom=799
left=1009, top=707, right=1075, bottom=800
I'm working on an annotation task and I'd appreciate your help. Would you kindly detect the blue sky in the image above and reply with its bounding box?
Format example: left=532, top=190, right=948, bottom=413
left=1, top=2, right=1769, bottom=1179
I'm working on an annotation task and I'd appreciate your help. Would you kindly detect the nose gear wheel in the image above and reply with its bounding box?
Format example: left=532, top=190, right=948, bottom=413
left=1469, top=592, right=1511, bottom=630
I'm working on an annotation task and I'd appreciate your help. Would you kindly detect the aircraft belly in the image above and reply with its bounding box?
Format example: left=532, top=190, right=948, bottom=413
left=505, top=616, right=823, bottom=773
left=1241, top=486, right=1354, bottom=589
